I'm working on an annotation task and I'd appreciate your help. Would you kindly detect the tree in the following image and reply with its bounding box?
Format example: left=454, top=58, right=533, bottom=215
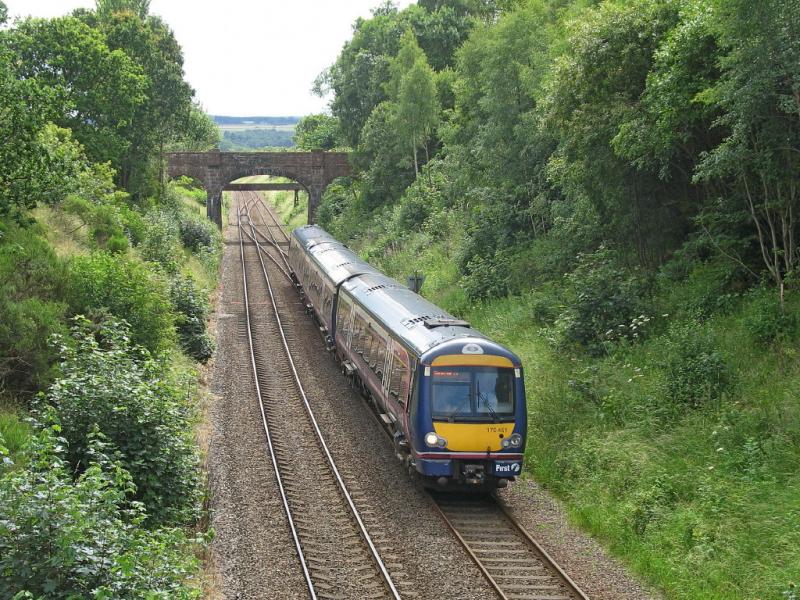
left=696, top=0, right=800, bottom=306
left=93, top=10, right=195, bottom=197
left=167, top=104, right=220, bottom=152
left=0, top=45, right=61, bottom=217
left=386, top=29, right=427, bottom=98
left=95, top=0, right=150, bottom=20
left=4, top=16, right=147, bottom=176
left=543, top=0, right=684, bottom=266
left=396, top=54, right=440, bottom=176
left=294, top=114, right=343, bottom=150
left=0, top=1, right=7, bottom=25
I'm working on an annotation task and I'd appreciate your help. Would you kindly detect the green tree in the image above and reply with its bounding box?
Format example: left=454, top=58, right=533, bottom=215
left=294, top=114, right=343, bottom=150
left=4, top=17, right=147, bottom=175
left=543, top=0, right=684, bottom=266
left=95, top=0, right=151, bottom=20
left=395, top=53, right=440, bottom=176
left=696, top=0, right=800, bottom=305
left=92, top=10, right=196, bottom=197
left=0, top=48, right=61, bottom=217
left=386, top=28, right=428, bottom=99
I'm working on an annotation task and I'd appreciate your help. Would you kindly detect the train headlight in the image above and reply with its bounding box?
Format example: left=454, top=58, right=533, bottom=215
left=507, top=433, right=523, bottom=448
left=425, top=432, right=447, bottom=448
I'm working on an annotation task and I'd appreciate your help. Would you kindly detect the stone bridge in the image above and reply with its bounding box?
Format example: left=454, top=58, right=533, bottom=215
left=165, top=150, right=352, bottom=226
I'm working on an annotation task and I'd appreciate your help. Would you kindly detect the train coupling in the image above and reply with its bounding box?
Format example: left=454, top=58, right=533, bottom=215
left=463, top=464, right=486, bottom=485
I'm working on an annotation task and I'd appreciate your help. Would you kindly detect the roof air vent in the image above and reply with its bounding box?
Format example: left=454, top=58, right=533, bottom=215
left=423, top=318, right=471, bottom=329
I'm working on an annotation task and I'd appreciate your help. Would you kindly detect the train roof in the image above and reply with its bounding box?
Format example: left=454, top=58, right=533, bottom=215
left=294, top=225, right=520, bottom=364
left=292, top=225, right=381, bottom=286
left=292, top=224, right=340, bottom=250
left=341, top=271, right=492, bottom=357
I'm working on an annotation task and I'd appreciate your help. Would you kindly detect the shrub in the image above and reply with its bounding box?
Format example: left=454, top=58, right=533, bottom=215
left=0, top=223, right=68, bottom=396
left=658, top=322, right=732, bottom=409
left=0, top=418, right=201, bottom=598
left=178, top=215, right=216, bottom=253
left=0, top=298, right=66, bottom=397
left=743, top=288, right=798, bottom=346
left=47, top=317, right=198, bottom=523
left=106, top=232, right=129, bottom=254
left=140, top=210, right=181, bottom=274
left=67, top=252, right=175, bottom=353
left=170, top=274, right=214, bottom=363
left=45, top=317, right=200, bottom=524
left=554, top=246, right=652, bottom=355
left=118, top=204, right=146, bottom=246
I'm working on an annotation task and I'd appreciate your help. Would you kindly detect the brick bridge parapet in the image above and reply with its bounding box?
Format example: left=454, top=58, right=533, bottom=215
left=165, top=150, right=352, bottom=226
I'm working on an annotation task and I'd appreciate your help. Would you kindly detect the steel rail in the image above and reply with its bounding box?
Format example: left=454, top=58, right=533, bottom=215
left=238, top=211, right=292, bottom=282
left=241, top=195, right=402, bottom=600
left=255, top=190, right=589, bottom=600
left=239, top=193, right=289, bottom=257
left=430, top=494, right=591, bottom=600
left=244, top=191, right=291, bottom=268
left=495, top=497, right=590, bottom=600
left=236, top=203, right=317, bottom=599
left=247, top=189, right=292, bottom=246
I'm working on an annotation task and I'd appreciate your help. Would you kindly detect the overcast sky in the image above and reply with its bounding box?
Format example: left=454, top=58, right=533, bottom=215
left=5, top=0, right=413, bottom=116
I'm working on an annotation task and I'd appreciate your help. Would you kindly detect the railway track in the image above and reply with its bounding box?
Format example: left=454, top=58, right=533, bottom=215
left=236, top=193, right=406, bottom=600
left=431, top=494, right=589, bottom=600
left=243, top=191, right=590, bottom=600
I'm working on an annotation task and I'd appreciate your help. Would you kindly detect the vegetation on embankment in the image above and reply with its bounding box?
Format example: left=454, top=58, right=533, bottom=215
left=308, top=0, right=800, bottom=598
left=0, top=0, right=220, bottom=595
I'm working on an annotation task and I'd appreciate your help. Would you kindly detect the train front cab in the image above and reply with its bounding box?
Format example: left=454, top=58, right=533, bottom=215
left=410, top=339, right=527, bottom=489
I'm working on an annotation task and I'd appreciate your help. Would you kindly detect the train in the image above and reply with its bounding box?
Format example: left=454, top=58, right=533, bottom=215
left=288, top=225, right=527, bottom=489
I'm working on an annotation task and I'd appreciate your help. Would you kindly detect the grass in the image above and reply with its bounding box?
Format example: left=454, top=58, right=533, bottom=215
left=0, top=405, right=32, bottom=468
left=31, top=205, right=91, bottom=257
left=264, top=190, right=308, bottom=231
left=331, top=212, right=800, bottom=600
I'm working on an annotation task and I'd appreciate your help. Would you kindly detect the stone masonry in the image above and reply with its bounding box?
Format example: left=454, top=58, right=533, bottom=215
left=165, top=150, right=352, bottom=226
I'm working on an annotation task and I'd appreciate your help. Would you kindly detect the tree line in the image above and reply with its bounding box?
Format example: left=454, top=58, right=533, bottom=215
left=305, top=0, right=798, bottom=307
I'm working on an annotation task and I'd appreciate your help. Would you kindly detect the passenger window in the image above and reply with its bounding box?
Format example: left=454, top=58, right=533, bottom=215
left=375, top=338, right=387, bottom=378
left=353, top=315, right=366, bottom=352
left=338, top=298, right=352, bottom=339
left=389, top=343, right=410, bottom=403
left=363, top=329, right=374, bottom=362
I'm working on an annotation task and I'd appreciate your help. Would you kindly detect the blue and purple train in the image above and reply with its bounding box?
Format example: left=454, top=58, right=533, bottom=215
left=288, top=225, right=527, bottom=489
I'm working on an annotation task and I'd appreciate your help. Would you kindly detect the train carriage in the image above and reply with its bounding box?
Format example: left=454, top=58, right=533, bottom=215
left=289, top=225, right=527, bottom=489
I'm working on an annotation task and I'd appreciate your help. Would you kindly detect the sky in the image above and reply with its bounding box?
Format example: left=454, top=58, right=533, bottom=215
left=5, top=0, right=413, bottom=117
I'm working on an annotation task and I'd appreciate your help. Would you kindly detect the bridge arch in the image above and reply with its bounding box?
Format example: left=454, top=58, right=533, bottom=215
left=165, top=150, right=352, bottom=226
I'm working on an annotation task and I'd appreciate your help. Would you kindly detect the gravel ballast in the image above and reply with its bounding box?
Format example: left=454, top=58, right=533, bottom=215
left=205, top=193, right=662, bottom=599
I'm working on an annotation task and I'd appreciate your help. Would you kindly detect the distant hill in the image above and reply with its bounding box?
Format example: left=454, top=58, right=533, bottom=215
left=212, top=115, right=299, bottom=150
left=212, top=115, right=300, bottom=126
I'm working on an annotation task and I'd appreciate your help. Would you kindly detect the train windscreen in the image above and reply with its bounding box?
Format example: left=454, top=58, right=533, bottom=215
left=431, top=366, right=515, bottom=421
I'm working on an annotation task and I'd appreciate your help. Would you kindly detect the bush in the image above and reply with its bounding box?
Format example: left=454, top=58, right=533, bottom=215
left=118, top=204, right=146, bottom=246
left=140, top=210, right=181, bottom=274
left=554, top=246, right=652, bottom=355
left=45, top=317, right=200, bottom=524
left=170, top=274, right=214, bottom=363
left=743, top=288, right=798, bottom=346
left=0, top=418, right=201, bottom=598
left=0, top=223, right=68, bottom=396
left=658, top=322, right=732, bottom=409
left=178, top=215, right=216, bottom=253
left=0, top=298, right=66, bottom=397
left=67, top=252, right=175, bottom=353
left=106, top=232, right=129, bottom=254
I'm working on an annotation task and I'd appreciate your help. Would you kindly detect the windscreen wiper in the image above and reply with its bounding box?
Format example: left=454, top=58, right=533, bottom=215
left=477, top=380, right=498, bottom=422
